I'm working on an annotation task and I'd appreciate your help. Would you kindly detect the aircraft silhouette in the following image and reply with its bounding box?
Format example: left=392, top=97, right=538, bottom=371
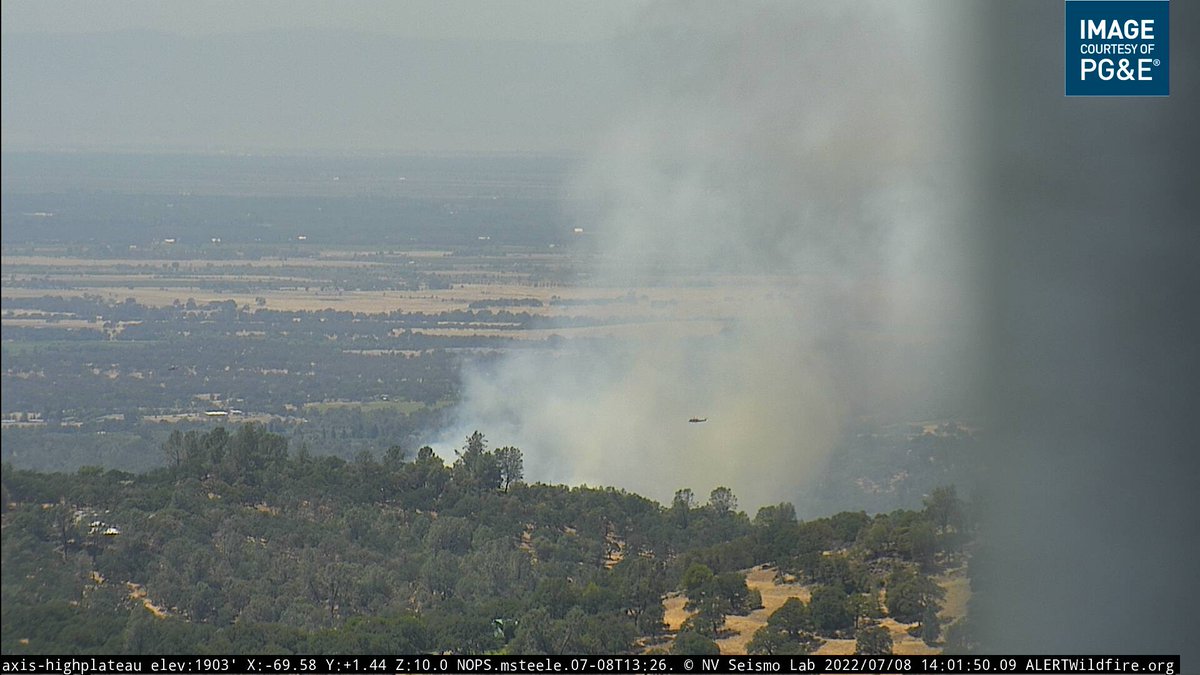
left=688, top=417, right=707, bottom=423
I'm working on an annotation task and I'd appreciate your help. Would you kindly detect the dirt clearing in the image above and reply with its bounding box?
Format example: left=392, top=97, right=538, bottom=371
left=663, top=562, right=970, bottom=655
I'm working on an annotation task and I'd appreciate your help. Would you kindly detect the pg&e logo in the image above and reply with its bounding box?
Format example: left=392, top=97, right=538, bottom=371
left=1066, top=0, right=1169, bottom=96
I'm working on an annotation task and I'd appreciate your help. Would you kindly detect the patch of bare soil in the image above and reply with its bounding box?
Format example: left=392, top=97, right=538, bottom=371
left=936, top=563, right=971, bottom=624
left=518, top=524, right=538, bottom=564
left=715, top=565, right=812, bottom=654
left=664, top=562, right=969, bottom=655
left=663, top=565, right=812, bottom=654
left=126, top=581, right=170, bottom=619
left=663, top=592, right=689, bottom=632
left=813, top=617, right=938, bottom=656
left=603, top=526, right=626, bottom=570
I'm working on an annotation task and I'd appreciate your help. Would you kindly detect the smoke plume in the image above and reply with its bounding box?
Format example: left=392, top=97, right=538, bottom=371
left=439, top=3, right=974, bottom=510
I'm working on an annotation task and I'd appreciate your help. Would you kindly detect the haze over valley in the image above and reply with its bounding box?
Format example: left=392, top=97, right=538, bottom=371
left=2, top=0, right=1196, bottom=659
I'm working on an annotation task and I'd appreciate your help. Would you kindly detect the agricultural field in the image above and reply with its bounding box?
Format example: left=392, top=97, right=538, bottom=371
left=2, top=153, right=975, bottom=517
left=1, top=153, right=585, bottom=468
left=1, top=223, right=789, bottom=473
left=0, top=244, right=802, bottom=463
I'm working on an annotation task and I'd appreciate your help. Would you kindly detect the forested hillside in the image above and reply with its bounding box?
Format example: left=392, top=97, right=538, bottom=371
left=1, top=425, right=973, bottom=655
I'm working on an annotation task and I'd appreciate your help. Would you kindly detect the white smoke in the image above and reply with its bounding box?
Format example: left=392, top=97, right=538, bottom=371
left=438, top=2, right=973, bottom=510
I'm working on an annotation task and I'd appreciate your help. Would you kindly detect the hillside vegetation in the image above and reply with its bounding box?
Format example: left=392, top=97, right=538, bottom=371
left=1, top=425, right=974, bottom=655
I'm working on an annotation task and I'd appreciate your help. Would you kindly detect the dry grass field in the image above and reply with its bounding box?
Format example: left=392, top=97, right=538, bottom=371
left=661, top=563, right=970, bottom=656
left=3, top=281, right=775, bottom=318
left=716, top=566, right=813, bottom=654
left=1, top=254, right=392, bottom=268
left=2, top=252, right=809, bottom=335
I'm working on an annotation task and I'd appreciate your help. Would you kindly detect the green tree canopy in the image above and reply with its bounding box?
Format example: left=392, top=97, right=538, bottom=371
left=672, top=630, right=720, bottom=655
left=855, top=624, right=893, bottom=655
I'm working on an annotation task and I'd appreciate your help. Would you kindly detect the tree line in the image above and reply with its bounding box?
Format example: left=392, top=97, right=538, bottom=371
left=1, top=425, right=973, bottom=655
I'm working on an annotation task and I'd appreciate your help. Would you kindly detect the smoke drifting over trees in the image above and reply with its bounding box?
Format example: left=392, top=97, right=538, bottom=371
left=440, top=3, right=978, bottom=509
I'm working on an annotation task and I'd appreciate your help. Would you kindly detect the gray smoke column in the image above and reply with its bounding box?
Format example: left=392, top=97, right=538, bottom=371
left=439, top=2, right=977, bottom=510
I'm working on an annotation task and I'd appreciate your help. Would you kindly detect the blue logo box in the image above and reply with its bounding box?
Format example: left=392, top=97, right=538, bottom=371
left=1066, top=0, right=1169, bottom=96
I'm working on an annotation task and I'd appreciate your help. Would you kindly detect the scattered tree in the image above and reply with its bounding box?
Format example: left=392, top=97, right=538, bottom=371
left=921, top=604, right=942, bottom=645
left=672, top=630, right=720, bottom=655
left=809, top=585, right=854, bottom=634
left=495, top=446, right=524, bottom=492
left=708, top=487, right=737, bottom=515
left=855, top=624, right=893, bottom=655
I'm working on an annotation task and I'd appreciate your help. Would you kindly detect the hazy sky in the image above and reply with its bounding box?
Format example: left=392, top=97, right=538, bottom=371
left=0, top=0, right=648, bottom=42
left=4, top=2, right=1197, bottom=655
left=1, top=1, right=651, bottom=154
